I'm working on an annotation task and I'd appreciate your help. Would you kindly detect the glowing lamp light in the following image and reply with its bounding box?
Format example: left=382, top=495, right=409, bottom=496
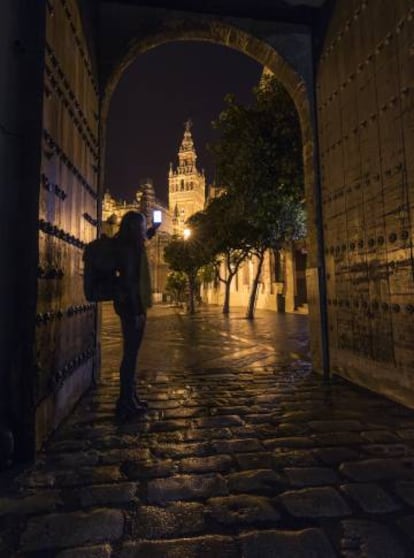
left=183, top=228, right=191, bottom=240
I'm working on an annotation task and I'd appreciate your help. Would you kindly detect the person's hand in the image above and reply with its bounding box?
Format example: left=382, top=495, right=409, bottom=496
left=134, top=314, right=145, bottom=329
left=146, top=223, right=161, bottom=239
left=146, top=226, right=156, bottom=239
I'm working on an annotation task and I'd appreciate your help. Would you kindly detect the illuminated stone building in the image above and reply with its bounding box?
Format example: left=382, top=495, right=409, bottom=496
left=102, top=178, right=166, bottom=227
left=168, top=120, right=206, bottom=236
left=201, top=186, right=308, bottom=315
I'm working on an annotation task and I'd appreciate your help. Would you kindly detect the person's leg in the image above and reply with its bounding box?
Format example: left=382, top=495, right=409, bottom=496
left=118, top=314, right=146, bottom=412
left=131, top=315, right=147, bottom=405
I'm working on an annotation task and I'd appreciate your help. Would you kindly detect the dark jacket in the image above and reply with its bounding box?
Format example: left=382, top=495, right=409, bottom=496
left=114, top=238, right=152, bottom=316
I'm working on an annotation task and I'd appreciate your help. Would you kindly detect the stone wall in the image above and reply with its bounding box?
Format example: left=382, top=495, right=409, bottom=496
left=317, top=0, right=414, bottom=406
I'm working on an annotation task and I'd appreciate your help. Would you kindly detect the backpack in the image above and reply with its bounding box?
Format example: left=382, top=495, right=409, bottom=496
left=83, top=234, right=119, bottom=302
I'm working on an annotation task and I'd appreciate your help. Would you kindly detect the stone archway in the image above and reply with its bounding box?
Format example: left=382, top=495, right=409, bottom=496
left=100, top=17, right=327, bottom=373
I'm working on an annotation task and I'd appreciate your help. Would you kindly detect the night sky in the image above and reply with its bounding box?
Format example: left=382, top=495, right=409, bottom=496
left=104, top=41, right=262, bottom=206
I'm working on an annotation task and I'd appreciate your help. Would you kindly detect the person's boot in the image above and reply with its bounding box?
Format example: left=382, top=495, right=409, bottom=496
left=133, top=393, right=149, bottom=409
left=116, top=398, right=146, bottom=420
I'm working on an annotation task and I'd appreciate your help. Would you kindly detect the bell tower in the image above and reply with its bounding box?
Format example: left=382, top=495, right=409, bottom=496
left=168, top=119, right=206, bottom=235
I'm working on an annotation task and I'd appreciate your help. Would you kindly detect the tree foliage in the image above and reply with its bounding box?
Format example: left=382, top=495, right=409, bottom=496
left=165, top=271, right=187, bottom=305
left=209, top=74, right=303, bottom=205
left=207, top=74, right=306, bottom=318
left=188, top=194, right=251, bottom=314
left=164, top=236, right=211, bottom=314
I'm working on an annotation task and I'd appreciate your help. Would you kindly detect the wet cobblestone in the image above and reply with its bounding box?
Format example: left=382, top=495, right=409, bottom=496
left=2, top=305, right=414, bottom=556
left=339, top=483, right=400, bottom=513
left=238, top=528, right=336, bottom=558
left=56, top=545, right=112, bottom=558
left=20, top=509, right=124, bottom=551
left=278, top=486, right=352, bottom=518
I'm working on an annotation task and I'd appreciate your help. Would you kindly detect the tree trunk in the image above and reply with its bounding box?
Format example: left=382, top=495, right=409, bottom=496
left=246, top=252, right=265, bottom=320
left=188, top=275, right=196, bottom=314
left=223, top=279, right=231, bottom=314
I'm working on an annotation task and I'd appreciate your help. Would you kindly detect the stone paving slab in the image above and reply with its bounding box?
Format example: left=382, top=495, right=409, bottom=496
left=278, top=486, right=352, bottom=518
left=340, top=483, right=400, bottom=513
left=340, top=519, right=406, bottom=558
left=238, top=528, right=336, bottom=558
left=119, top=535, right=239, bottom=558
left=2, top=305, right=414, bottom=556
left=132, top=502, right=206, bottom=538
left=20, top=509, right=124, bottom=551
left=55, top=544, right=113, bottom=558
left=146, top=473, right=229, bottom=504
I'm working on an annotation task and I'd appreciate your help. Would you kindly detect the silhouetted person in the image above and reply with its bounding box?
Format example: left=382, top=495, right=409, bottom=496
left=114, top=211, right=153, bottom=419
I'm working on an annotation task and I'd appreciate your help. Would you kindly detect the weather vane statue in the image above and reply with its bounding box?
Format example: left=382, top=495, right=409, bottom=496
left=184, top=118, right=193, bottom=132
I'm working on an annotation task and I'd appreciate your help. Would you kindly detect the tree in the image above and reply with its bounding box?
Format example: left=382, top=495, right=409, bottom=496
left=210, top=75, right=303, bottom=203
left=244, top=198, right=306, bottom=319
left=164, top=237, right=211, bottom=314
left=209, top=73, right=306, bottom=319
left=188, top=193, right=251, bottom=314
left=165, top=271, right=187, bottom=305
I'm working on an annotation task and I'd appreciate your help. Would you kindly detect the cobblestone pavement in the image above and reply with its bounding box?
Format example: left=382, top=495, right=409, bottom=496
left=2, top=304, right=414, bottom=557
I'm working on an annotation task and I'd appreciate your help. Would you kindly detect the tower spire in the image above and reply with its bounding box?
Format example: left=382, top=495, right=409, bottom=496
left=180, top=118, right=195, bottom=154
left=184, top=118, right=192, bottom=132
left=168, top=119, right=206, bottom=236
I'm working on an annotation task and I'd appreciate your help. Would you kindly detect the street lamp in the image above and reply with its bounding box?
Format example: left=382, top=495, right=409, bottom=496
left=183, top=227, right=191, bottom=240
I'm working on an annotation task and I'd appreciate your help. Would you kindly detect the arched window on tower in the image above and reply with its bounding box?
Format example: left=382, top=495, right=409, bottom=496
left=181, top=179, right=184, bottom=191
